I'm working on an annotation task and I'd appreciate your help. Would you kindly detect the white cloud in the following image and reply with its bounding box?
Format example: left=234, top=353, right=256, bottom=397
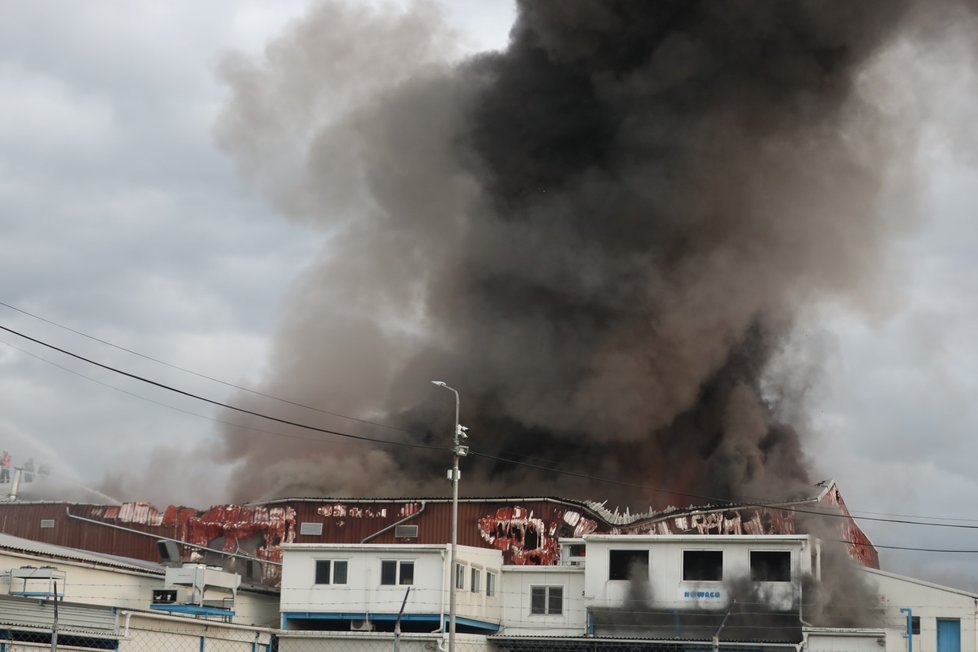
left=0, top=62, right=115, bottom=153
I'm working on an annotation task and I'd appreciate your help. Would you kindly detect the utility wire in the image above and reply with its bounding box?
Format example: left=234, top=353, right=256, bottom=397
left=0, top=322, right=444, bottom=454
left=0, top=337, right=401, bottom=450
left=0, top=299, right=415, bottom=437
left=468, top=450, right=978, bottom=531
left=6, top=321, right=978, bottom=536
left=7, top=303, right=978, bottom=526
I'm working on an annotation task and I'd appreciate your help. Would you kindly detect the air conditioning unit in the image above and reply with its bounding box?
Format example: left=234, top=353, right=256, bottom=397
left=152, top=589, right=178, bottom=604
left=350, top=619, right=375, bottom=632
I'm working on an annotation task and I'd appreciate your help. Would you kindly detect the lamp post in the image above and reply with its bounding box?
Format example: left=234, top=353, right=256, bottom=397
left=431, top=380, right=463, bottom=652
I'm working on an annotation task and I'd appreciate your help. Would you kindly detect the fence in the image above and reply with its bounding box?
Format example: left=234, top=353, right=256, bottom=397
left=0, top=629, right=876, bottom=652
left=0, top=626, right=494, bottom=651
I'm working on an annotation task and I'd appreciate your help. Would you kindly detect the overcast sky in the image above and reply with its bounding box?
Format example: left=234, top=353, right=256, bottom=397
left=1, top=1, right=978, bottom=589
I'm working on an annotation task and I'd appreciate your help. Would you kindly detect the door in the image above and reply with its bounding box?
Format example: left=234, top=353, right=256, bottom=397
left=937, top=618, right=961, bottom=652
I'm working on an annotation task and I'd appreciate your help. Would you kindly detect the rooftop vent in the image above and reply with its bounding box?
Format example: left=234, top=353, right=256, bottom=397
left=394, top=525, right=419, bottom=539
left=299, top=522, right=324, bottom=536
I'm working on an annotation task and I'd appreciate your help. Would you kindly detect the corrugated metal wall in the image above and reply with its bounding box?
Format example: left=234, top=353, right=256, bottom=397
left=0, top=593, right=118, bottom=633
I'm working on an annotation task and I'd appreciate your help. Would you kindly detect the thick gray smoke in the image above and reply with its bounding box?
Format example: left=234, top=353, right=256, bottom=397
left=214, top=0, right=962, bottom=505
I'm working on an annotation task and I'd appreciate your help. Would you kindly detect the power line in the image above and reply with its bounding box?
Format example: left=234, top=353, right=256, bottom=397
left=0, top=336, right=408, bottom=450
left=6, top=320, right=978, bottom=536
left=468, top=450, right=978, bottom=531
left=0, top=322, right=445, bottom=454
left=844, top=540, right=978, bottom=554
left=0, top=299, right=415, bottom=437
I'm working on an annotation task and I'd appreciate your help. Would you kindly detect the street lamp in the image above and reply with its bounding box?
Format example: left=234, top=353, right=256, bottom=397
left=431, top=380, right=465, bottom=652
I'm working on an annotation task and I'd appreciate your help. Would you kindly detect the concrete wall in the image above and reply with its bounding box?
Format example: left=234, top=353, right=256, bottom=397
left=280, top=543, right=502, bottom=624
left=499, top=566, right=585, bottom=636
left=868, top=568, right=978, bottom=652
left=582, top=534, right=813, bottom=611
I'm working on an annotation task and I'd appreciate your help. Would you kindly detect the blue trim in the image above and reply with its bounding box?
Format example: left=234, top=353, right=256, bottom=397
left=281, top=612, right=499, bottom=632
left=150, top=604, right=235, bottom=618
left=10, top=591, right=64, bottom=598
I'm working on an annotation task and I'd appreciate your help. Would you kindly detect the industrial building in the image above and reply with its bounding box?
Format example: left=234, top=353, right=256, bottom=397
left=0, top=481, right=971, bottom=651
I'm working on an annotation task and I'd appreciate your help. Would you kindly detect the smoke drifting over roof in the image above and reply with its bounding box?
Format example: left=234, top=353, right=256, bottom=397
left=214, top=1, right=965, bottom=505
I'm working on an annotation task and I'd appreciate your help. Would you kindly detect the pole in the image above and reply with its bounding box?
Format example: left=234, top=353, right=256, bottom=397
left=51, top=579, right=59, bottom=652
left=432, top=381, right=460, bottom=652
left=449, top=387, right=460, bottom=652
left=393, top=586, right=411, bottom=652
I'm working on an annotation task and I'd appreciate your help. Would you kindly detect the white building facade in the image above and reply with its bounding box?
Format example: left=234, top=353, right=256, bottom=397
left=280, top=542, right=503, bottom=633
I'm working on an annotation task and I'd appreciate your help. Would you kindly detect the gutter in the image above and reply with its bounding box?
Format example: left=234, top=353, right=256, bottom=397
left=65, top=506, right=282, bottom=567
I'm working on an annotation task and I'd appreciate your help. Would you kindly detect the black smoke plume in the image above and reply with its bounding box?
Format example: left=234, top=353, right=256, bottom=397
left=214, top=0, right=962, bottom=506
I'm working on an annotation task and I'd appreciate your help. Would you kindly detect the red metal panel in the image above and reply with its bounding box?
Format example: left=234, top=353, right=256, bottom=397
left=0, top=486, right=880, bottom=588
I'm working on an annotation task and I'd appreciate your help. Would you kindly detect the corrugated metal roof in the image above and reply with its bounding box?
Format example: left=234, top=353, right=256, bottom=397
left=0, top=481, right=879, bottom=585
left=0, top=531, right=164, bottom=574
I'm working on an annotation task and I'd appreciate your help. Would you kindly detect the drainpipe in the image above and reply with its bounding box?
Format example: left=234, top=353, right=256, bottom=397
left=64, top=507, right=281, bottom=566
left=121, top=612, right=134, bottom=638
left=361, top=501, right=427, bottom=543
left=900, top=608, right=913, bottom=652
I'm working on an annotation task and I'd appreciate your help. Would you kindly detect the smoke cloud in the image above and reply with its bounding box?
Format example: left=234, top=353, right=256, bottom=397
left=213, top=0, right=966, bottom=506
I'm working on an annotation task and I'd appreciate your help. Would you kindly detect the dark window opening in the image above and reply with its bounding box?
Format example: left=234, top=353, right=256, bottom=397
left=399, top=561, right=414, bottom=585
left=548, top=586, right=563, bottom=614
left=381, top=560, right=397, bottom=585
left=525, top=525, right=539, bottom=550
left=531, top=587, right=545, bottom=614
left=315, top=560, right=331, bottom=584
left=334, top=560, right=348, bottom=584
left=750, top=551, right=791, bottom=582
left=912, top=616, right=920, bottom=635
left=381, top=560, right=413, bottom=585
left=609, top=550, right=649, bottom=581
left=530, top=585, right=562, bottom=615
left=683, top=550, right=723, bottom=581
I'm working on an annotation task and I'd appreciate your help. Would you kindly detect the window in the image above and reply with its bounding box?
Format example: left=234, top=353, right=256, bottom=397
left=912, top=616, right=920, bottom=635
left=381, top=560, right=414, bottom=585
left=315, top=560, right=348, bottom=585
left=471, top=568, right=481, bottom=593
left=394, top=524, right=419, bottom=538
left=486, top=572, right=496, bottom=597
left=683, top=550, right=723, bottom=581
left=609, top=550, right=649, bottom=581
left=455, top=563, right=466, bottom=589
left=530, top=586, right=563, bottom=615
left=750, top=551, right=791, bottom=582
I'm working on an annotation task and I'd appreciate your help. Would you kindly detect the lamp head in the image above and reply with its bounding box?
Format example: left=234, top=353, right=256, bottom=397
left=431, top=380, right=447, bottom=387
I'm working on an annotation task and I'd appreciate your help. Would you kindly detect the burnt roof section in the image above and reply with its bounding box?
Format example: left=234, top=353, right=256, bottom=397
left=248, top=480, right=837, bottom=526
